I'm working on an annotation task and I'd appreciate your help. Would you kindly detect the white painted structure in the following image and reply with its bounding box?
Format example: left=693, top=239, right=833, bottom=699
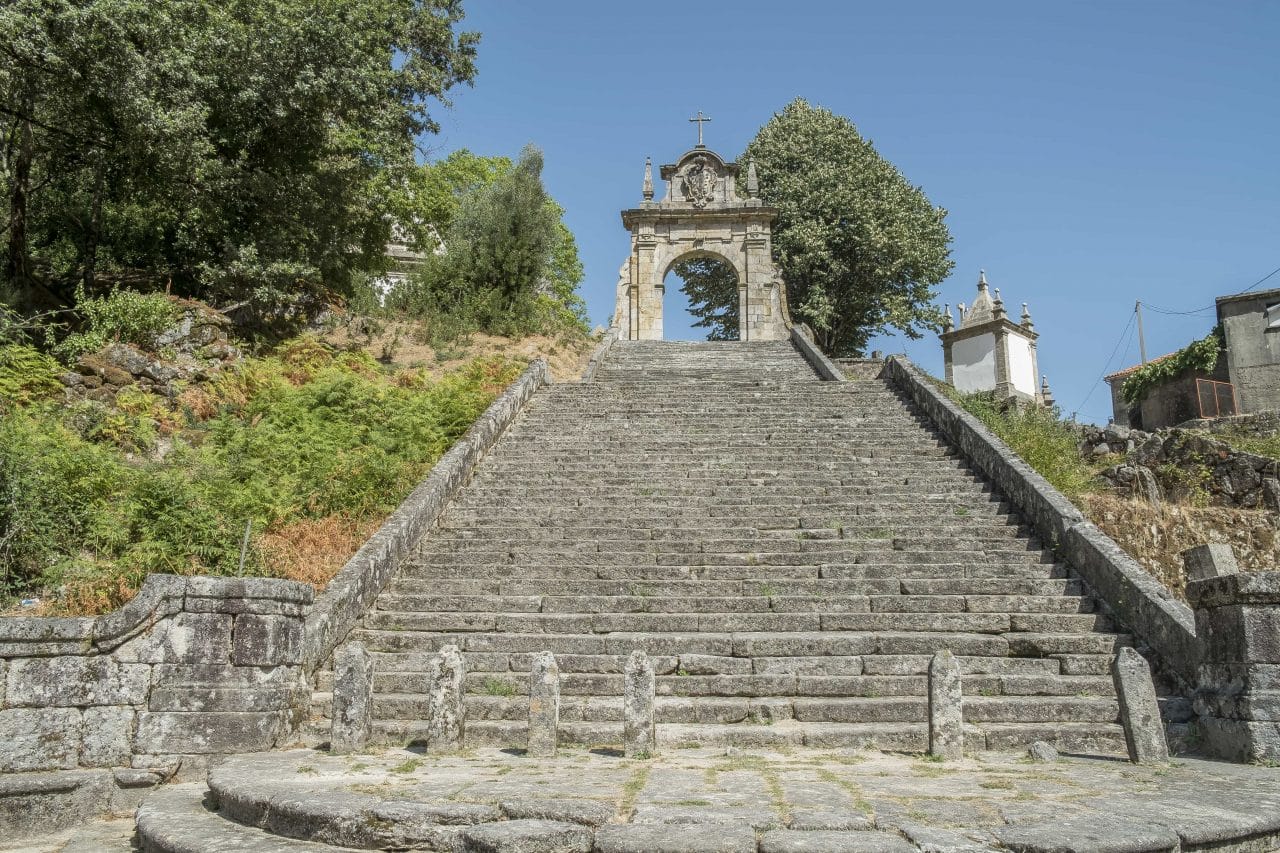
left=940, top=271, right=1047, bottom=405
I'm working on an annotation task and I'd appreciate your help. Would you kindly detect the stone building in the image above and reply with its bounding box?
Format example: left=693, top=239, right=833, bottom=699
left=940, top=271, right=1048, bottom=404
left=1216, top=287, right=1280, bottom=414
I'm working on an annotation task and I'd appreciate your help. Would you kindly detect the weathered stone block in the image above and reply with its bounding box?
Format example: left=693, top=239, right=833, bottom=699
left=158, top=612, right=233, bottom=664
left=461, top=819, right=592, bottom=853
left=1183, top=543, right=1239, bottom=582
left=624, top=649, right=656, bottom=758
left=5, top=656, right=149, bottom=707
left=231, top=614, right=303, bottom=666
left=133, top=710, right=284, bottom=754
left=0, top=769, right=113, bottom=838
left=80, top=707, right=135, bottom=767
left=1111, top=648, right=1168, bottom=763
left=424, top=645, right=465, bottom=752
left=928, top=649, right=963, bottom=759
left=331, top=642, right=373, bottom=755
left=526, top=651, right=559, bottom=758
left=150, top=662, right=296, bottom=689
left=0, top=708, right=82, bottom=772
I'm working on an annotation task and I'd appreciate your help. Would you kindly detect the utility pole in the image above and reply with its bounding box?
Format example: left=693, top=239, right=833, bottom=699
left=1136, top=301, right=1148, bottom=365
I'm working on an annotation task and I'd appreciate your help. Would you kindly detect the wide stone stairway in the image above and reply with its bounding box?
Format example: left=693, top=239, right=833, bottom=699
left=312, top=340, right=1129, bottom=754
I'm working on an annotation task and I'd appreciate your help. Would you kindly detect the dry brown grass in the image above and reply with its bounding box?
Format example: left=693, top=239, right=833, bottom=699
left=256, top=513, right=384, bottom=589
left=1083, top=492, right=1280, bottom=599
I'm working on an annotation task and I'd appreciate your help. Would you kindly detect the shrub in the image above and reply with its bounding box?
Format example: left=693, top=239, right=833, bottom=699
left=0, top=345, right=64, bottom=403
left=54, top=287, right=179, bottom=361
left=955, top=393, right=1101, bottom=503
left=1121, top=328, right=1223, bottom=405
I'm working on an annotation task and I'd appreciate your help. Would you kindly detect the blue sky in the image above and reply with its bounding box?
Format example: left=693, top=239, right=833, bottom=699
left=428, top=1, right=1279, bottom=424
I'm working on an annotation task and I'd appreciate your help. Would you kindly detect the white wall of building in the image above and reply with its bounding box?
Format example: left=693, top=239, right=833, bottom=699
left=952, top=333, right=996, bottom=393
left=1006, top=335, right=1037, bottom=396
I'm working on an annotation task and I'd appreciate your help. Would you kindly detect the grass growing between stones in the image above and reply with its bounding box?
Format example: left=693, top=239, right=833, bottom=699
left=618, top=765, right=651, bottom=820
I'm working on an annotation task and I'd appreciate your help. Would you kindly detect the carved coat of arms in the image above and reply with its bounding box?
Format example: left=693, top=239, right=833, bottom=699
left=681, top=156, right=717, bottom=207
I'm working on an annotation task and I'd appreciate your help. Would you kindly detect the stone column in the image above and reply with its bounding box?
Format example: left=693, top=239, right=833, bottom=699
left=331, top=642, right=374, bottom=755
left=624, top=650, right=656, bottom=758
left=426, top=644, right=466, bottom=753
left=527, top=652, right=559, bottom=758
left=1111, top=648, right=1169, bottom=764
left=928, top=650, right=963, bottom=759
left=1186, top=549, right=1280, bottom=763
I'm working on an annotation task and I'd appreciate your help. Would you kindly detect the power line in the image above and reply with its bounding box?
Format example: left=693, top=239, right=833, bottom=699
left=1143, top=263, right=1280, bottom=317
left=1071, top=310, right=1136, bottom=420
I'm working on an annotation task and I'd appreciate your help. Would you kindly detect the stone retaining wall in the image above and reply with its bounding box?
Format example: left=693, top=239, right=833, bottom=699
left=0, top=574, right=312, bottom=833
left=883, top=356, right=1280, bottom=761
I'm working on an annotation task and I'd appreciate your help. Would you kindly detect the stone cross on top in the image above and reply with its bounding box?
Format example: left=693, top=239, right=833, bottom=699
left=689, top=110, right=711, bottom=147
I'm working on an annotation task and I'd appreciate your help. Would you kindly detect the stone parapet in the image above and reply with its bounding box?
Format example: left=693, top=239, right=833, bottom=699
left=0, top=573, right=312, bottom=835
left=1188, top=570, right=1280, bottom=762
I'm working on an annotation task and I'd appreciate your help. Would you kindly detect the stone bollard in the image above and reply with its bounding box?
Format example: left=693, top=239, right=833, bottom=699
left=624, top=650, right=656, bottom=758
left=928, top=649, right=963, bottom=759
left=426, top=644, right=466, bottom=753
left=1186, top=548, right=1280, bottom=763
left=331, top=642, right=374, bottom=754
left=1111, top=648, right=1169, bottom=764
left=527, top=652, right=560, bottom=758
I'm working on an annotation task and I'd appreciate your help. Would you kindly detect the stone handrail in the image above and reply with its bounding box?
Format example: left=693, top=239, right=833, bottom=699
left=302, top=358, right=550, bottom=672
left=881, top=355, right=1202, bottom=684
left=582, top=326, right=619, bottom=383
left=789, top=324, right=845, bottom=382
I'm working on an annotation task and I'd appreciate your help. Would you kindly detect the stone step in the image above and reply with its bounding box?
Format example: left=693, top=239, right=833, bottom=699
left=347, top=629, right=1131, bottom=659
left=381, top=577, right=1083, bottom=597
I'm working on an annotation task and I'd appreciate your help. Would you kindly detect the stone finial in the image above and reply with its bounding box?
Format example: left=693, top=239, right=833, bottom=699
left=1021, top=302, right=1035, bottom=332
left=1111, top=648, right=1169, bottom=764
left=928, top=649, right=963, bottom=759
left=623, top=650, right=656, bottom=758
left=1183, top=543, right=1239, bottom=582
left=426, top=644, right=466, bottom=753
left=1040, top=375, right=1055, bottom=408
left=642, top=157, right=654, bottom=201
left=527, top=652, right=559, bottom=758
left=331, top=642, right=373, bottom=755
left=747, top=159, right=760, bottom=199
left=992, top=288, right=1007, bottom=321
left=978, top=269, right=988, bottom=290
left=942, top=304, right=953, bottom=332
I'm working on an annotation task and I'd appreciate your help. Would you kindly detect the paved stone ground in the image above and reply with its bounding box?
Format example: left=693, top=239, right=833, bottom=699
left=0, top=817, right=135, bottom=852
left=155, top=745, right=1280, bottom=850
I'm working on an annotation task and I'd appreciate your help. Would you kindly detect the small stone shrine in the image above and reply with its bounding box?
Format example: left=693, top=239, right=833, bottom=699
left=941, top=270, right=1050, bottom=404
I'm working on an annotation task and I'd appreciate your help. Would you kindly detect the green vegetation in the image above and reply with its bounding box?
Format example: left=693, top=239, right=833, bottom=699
left=391, top=146, right=587, bottom=342
left=1121, top=328, right=1223, bottom=405
left=0, top=337, right=522, bottom=613
left=52, top=287, right=180, bottom=360
left=1, top=0, right=477, bottom=311
left=739, top=99, right=953, bottom=356
left=480, top=677, right=517, bottom=697
left=954, top=392, right=1102, bottom=503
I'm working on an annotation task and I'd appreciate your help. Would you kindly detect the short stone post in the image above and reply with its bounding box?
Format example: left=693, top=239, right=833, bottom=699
left=1111, top=648, right=1169, bottom=764
left=426, top=644, right=466, bottom=753
left=624, top=650, right=656, bottom=758
left=527, top=652, right=559, bottom=758
left=1183, top=543, right=1239, bottom=582
left=331, top=642, right=374, bottom=754
left=928, top=649, right=963, bottom=759
left=1186, top=546, right=1280, bottom=763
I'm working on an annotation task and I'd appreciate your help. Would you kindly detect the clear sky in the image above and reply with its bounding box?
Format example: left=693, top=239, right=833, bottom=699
left=428, top=1, right=1279, bottom=424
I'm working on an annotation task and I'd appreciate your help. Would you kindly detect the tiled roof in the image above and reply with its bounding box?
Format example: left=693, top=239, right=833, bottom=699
left=1104, top=351, right=1177, bottom=383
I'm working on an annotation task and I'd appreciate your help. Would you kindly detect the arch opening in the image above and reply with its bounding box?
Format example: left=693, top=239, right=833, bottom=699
left=661, top=253, right=740, bottom=341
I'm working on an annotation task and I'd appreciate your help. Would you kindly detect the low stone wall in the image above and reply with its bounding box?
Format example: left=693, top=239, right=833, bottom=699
left=582, top=327, right=619, bottom=382
left=789, top=325, right=844, bottom=381
left=883, top=356, right=1280, bottom=762
left=0, top=574, right=312, bottom=834
left=1079, top=424, right=1280, bottom=511
left=881, top=357, right=1202, bottom=684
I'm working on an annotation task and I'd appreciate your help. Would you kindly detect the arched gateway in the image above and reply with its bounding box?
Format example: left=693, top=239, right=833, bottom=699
left=612, top=134, right=792, bottom=341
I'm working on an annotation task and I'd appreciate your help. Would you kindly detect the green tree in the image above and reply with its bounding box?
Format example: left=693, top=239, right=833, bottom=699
left=0, top=0, right=478, bottom=311
left=670, top=257, right=739, bottom=340
left=740, top=99, right=953, bottom=357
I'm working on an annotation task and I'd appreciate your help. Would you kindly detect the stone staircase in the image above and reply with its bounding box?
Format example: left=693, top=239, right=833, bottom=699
left=309, top=340, right=1129, bottom=754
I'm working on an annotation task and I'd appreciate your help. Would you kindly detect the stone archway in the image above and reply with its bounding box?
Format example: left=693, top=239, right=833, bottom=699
left=612, top=144, right=791, bottom=341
